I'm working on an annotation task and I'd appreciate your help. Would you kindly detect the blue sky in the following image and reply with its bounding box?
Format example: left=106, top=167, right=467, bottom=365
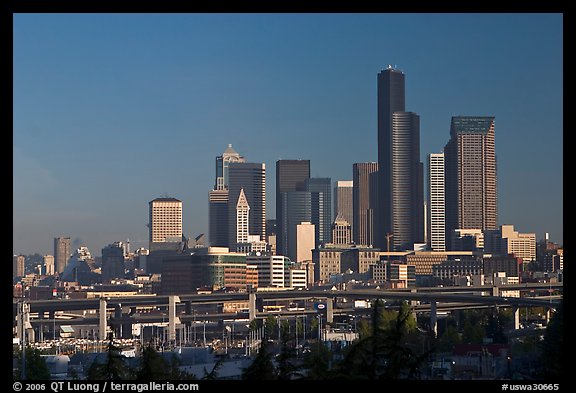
left=13, top=13, right=563, bottom=256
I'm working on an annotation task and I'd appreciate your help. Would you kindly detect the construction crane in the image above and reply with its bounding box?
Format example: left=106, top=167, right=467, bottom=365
left=385, top=233, right=394, bottom=253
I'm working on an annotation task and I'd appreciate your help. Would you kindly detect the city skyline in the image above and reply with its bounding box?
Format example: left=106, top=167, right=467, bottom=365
left=13, top=13, right=563, bottom=256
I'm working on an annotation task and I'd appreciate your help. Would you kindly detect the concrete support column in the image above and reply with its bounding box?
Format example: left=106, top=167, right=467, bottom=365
left=249, top=292, right=257, bottom=321
left=430, top=300, right=438, bottom=337
left=99, top=297, right=107, bottom=340
left=492, top=286, right=499, bottom=297
left=16, top=301, right=24, bottom=342
left=16, top=299, right=34, bottom=372
left=23, top=303, right=35, bottom=343
left=513, top=305, right=520, bottom=330
left=168, top=295, right=180, bottom=342
left=326, top=298, right=333, bottom=324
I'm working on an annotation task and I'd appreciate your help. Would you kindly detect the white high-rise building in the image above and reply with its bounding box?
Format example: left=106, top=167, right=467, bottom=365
left=484, top=224, right=536, bottom=262
left=43, top=255, right=55, bottom=275
left=13, top=255, right=25, bottom=278
left=331, top=213, right=352, bottom=245
left=148, top=197, right=183, bottom=245
left=428, top=153, right=446, bottom=251
left=296, top=221, right=315, bottom=263
left=246, top=254, right=292, bottom=288
left=236, top=188, right=250, bottom=244
left=334, top=180, right=353, bottom=235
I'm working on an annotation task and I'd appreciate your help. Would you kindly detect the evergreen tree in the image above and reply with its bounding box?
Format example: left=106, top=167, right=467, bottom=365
left=301, top=342, right=333, bottom=379
left=339, top=300, right=430, bottom=379
left=540, top=301, right=563, bottom=378
left=276, top=320, right=301, bottom=380
left=135, top=342, right=196, bottom=380
left=242, top=334, right=277, bottom=380
left=87, top=333, right=133, bottom=380
left=264, top=315, right=277, bottom=339
left=202, top=358, right=223, bottom=380
left=134, top=342, right=169, bottom=380
left=13, top=346, right=51, bottom=380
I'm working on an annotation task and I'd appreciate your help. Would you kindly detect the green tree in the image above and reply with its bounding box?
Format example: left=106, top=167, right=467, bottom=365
left=242, top=334, right=277, bottom=380
left=264, top=315, right=277, bottom=339
left=339, top=300, right=430, bottom=379
left=436, top=324, right=461, bottom=352
left=301, top=342, right=333, bottom=379
left=248, top=318, right=261, bottom=333
left=462, top=320, right=485, bottom=344
left=486, top=309, right=510, bottom=344
left=135, top=342, right=196, bottom=380
left=295, top=317, right=304, bottom=338
left=202, top=358, right=223, bottom=380
left=87, top=333, right=133, bottom=380
left=135, top=342, right=168, bottom=380
left=309, top=315, right=319, bottom=339
left=356, top=318, right=371, bottom=340
left=276, top=320, right=301, bottom=380
left=168, top=355, right=196, bottom=380
left=540, top=301, right=563, bottom=378
left=13, top=346, right=51, bottom=380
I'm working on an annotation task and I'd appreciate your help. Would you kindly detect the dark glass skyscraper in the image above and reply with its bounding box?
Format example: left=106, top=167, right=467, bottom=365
left=353, top=162, right=378, bottom=247
left=276, top=160, right=310, bottom=257
left=283, top=191, right=312, bottom=262
left=209, top=145, right=245, bottom=247
left=305, top=177, right=332, bottom=247
left=227, top=162, right=266, bottom=249
left=377, top=66, right=424, bottom=251
left=444, top=116, right=497, bottom=250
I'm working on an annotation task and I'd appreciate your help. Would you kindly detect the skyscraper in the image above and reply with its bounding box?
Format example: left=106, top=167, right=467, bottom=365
left=353, top=162, right=378, bottom=247
left=148, top=197, right=183, bottom=248
left=236, top=188, right=250, bottom=244
left=209, top=144, right=245, bottom=247
left=228, top=162, right=266, bottom=249
left=276, top=160, right=310, bottom=256
left=215, top=144, right=245, bottom=191
left=54, top=236, right=71, bottom=274
left=305, top=177, right=332, bottom=247
left=332, top=213, right=352, bottom=245
left=334, top=180, right=353, bottom=233
left=101, top=242, right=125, bottom=282
left=43, top=254, right=55, bottom=275
left=377, top=66, right=424, bottom=250
left=296, top=221, right=315, bottom=263
left=208, top=189, right=229, bottom=247
left=428, top=153, right=446, bottom=251
left=444, top=116, right=497, bottom=250
left=13, top=255, right=25, bottom=278
left=283, top=191, right=312, bottom=262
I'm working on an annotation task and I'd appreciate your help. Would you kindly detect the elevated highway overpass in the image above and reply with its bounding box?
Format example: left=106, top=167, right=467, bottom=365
left=15, top=282, right=561, bottom=342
